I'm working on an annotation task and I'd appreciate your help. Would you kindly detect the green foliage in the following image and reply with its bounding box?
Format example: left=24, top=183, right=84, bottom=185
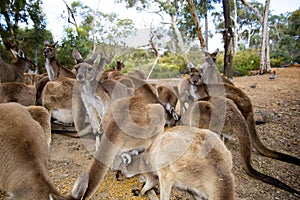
left=0, top=27, right=53, bottom=74
left=159, top=51, right=186, bottom=69
left=287, top=9, right=300, bottom=39
left=17, top=28, right=53, bottom=73
left=148, top=63, right=181, bottom=79
left=124, top=49, right=152, bottom=70
left=216, top=49, right=260, bottom=76
left=57, top=27, right=93, bottom=68
left=270, top=33, right=298, bottom=64
left=233, top=49, right=260, bottom=75
left=143, top=51, right=186, bottom=78
left=270, top=57, right=284, bottom=68
left=119, top=48, right=185, bottom=78
left=287, top=9, right=300, bottom=63
left=0, top=0, right=46, bottom=49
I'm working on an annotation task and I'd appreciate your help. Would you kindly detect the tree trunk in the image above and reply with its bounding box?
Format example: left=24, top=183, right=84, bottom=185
left=240, top=0, right=271, bottom=72
left=233, top=0, right=238, bottom=52
left=203, top=0, right=209, bottom=50
left=222, top=0, right=234, bottom=79
left=186, top=0, right=206, bottom=51
left=205, top=13, right=209, bottom=50
left=260, top=0, right=271, bottom=72
left=147, top=29, right=160, bottom=79
left=246, top=29, right=255, bottom=48
left=170, top=14, right=186, bottom=53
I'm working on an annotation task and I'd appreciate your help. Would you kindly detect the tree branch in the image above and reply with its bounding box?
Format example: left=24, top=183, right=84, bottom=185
left=62, top=0, right=78, bottom=28
left=186, top=0, right=206, bottom=50
left=240, top=0, right=263, bottom=23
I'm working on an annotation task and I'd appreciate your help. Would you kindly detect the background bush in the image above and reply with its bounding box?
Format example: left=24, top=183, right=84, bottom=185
left=216, top=49, right=260, bottom=76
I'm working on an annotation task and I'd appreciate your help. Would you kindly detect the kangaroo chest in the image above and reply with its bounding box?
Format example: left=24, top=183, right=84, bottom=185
left=190, top=85, right=201, bottom=101
left=81, top=83, right=110, bottom=120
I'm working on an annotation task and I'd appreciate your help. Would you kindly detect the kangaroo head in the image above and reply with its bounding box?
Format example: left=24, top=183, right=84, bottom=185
left=10, top=48, right=37, bottom=71
left=43, top=41, right=58, bottom=59
left=189, top=68, right=203, bottom=86
left=75, top=63, right=96, bottom=82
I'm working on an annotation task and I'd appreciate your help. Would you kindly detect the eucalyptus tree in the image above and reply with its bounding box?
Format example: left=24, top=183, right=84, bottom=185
left=240, top=0, right=271, bottom=72
left=93, top=11, right=136, bottom=63
left=59, top=1, right=136, bottom=66
left=116, top=0, right=195, bottom=56
left=270, top=9, right=300, bottom=63
left=212, top=0, right=262, bottom=50
left=178, top=0, right=220, bottom=50
left=222, top=0, right=233, bottom=79
left=0, top=0, right=46, bottom=50
left=287, top=9, right=300, bottom=62
left=57, top=1, right=94, bottom=67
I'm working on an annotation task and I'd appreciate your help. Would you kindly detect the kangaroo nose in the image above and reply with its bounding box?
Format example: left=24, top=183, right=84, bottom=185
left=76, top=74, right=85, bottom=81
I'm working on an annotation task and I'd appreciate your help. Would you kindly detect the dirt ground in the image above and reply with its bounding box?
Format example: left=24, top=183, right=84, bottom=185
left=0, top=67, right=299, bottom=200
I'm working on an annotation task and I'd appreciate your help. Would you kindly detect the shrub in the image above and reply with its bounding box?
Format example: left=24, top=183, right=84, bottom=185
left=233, top=49, right=260, bottom=75
left=270, top=57, right=284, bottom=68
left=216, top=49, right=260, bottom=76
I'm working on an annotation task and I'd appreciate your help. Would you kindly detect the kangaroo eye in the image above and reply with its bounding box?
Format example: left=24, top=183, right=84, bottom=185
left=88, top=67, right=93, bottom=72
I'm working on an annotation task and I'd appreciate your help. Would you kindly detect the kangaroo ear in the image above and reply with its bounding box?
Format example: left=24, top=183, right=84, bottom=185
left=44, top=40, right=50, bottom=45
left=71, top=172, right=89, bottom=199
left=53, top=41, right=59, bottom=47
left=121, top=152, right=132, bottom=165
left=72, top=49, right=84, bottom=64
left=188, top=62, right=195, bottom=70
left=212, top=48, right=219, bottom=55
left=85, top=50, right=99, bottom=64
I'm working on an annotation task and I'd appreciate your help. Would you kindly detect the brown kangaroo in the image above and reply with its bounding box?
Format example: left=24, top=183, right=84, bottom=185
left=76, top=88, right=178, bottom=199
left=43, top=41, right=75, bottom=80
left=178, top=96, right=300, bottom=196
left=0, top=49, right=36, bottom=83
left=114, top=126, right=236, bottom=200
left=0, top=102, right=88, bottom=200
left=185, top=70, right=300, bottom=166
left=178, top=65, right=300, bottom=194
left=41, top=49, right=100, bottom=129
left=0, top=82, right=36, bottom=106
left=75, top=62, right=133, bottom=136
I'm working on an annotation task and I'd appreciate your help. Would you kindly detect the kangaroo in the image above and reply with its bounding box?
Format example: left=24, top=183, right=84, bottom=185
left=0, top=82, right=36, bottom=106
left=39, top=43, right=82, bottom=107
left=0, top=102, right=88, bottom=200
left=41, top=77, right=76, bottom=125
left=43, top=41, right=75, bottom=80
left=35, top=74, right=50, bottom=105
left=0, top=49, right=36, bottom=83
left=178, top=67, right=209, bottom=115
left=181, top=66, right=300, bottom=167
left=127, top=69, right=146, bottom=79
left=97, top=60, right=124, bottom=82
left=151, top=83, right=179, bottom=126
left=75, top=83, right=183, bottom=199
left=25, top=104, right=52, bottom=146
left=41, top=50, right=100, bottom=130
left=178, top=96, right=300, bottom=196
left=114, top=126, right=236, bottom=200
left=74, top=61, right=133, bottom=146
left=200, top=48, right=224, bottom=83
left=178, top=50, right=233, bottom=115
